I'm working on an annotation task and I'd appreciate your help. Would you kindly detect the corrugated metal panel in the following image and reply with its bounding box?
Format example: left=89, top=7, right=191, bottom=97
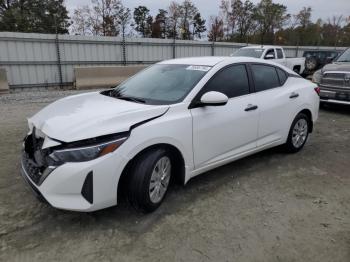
left=0, top=32, right=347, bottom=88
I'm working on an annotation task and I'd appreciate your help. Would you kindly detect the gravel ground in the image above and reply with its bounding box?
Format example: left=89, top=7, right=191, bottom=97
left=0, top=90, right=349, bottom=262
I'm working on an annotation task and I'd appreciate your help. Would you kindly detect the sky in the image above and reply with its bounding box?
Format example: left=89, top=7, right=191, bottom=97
left=66, top=0, right=350, bottom=24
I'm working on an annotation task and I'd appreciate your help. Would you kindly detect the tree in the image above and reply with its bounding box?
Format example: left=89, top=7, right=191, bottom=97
left=253, top=0, right=290, bottom=44
left=133, top=6, right=152, bottom=37
left=0, top=0, right=70, bottom=34
left=91, top=0, right=121, bottom=36
left=115, top=4, right=131, bottom=38
left=296, top=7, right=312, bottom=29
left=179, top=0, right=199, bottom=40
left=152, top=9, right=168, bottom=38
left=208, top=16, right=224, bottom=42
left=327, top=15, right=345, bottom=47
left=0, top=0, right=18, bottom=31
left=71, top=5, right=99, bottom=35
left=219, top=0, right=232, bottom=39
left=192, top=13, right=206, bottom=39
left=167, top=1, right=181, bottom=39
left=293, top=6, right=312, bottom=45
left=236, top=0, right=255, bottom=42
left=71, top=0, right=131, bottom=37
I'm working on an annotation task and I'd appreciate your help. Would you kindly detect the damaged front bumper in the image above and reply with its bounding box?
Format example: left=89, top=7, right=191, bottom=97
left=20, top=132, right=130, bottom=212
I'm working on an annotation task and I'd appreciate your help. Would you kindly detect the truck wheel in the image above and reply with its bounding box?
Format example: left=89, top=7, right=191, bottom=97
left=127, top=148, right=172, bottom=213
left=305, top=57, right=318, bottom=71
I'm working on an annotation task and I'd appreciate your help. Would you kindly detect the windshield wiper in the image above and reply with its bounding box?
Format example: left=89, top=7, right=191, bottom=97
left=116, top=96, right=146, bottom=104
left=108, top=89, right=146, bottom=103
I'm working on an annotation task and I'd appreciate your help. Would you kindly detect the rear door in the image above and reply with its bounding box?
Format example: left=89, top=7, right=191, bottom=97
left=190, top=64, right=259, bottom=168
left=249, top=64, right=297, bottom=147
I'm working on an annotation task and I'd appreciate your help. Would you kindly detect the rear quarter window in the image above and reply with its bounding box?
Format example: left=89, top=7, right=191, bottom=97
left=276, top=68, right=288, bottom=85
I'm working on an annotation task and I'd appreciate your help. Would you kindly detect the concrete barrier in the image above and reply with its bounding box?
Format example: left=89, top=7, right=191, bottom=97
left=0, top=68, right=9, bottom=94
left=74, top=65, right=148, bottom=90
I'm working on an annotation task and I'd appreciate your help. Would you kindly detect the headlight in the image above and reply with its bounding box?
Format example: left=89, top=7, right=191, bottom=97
left=49, top=136, right=128, bottom=164
left=312, top=70, right=322, bottom=84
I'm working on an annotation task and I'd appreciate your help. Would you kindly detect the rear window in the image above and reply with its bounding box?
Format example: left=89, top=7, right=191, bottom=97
left=232, top=48, right=264, bottom=58
left=251, top=64, right=280, bottom=92
left=276, top=49, right=284, bottom=59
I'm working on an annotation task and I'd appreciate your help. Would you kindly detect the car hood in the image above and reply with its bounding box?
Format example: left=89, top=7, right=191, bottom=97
left=28, top=92, right=169, bottom=143
left=322, top=62, right=350, bottom=73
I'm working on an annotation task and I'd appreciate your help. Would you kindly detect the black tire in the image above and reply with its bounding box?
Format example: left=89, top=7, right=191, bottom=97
left=127, top=148, right=172, bottom=213
left=285, top=113, right=310, bottom=153
left=305, top=57, right=318, bottom=71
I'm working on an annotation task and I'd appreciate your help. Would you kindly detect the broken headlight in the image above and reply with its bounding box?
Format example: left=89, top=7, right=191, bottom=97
left=49, top=135, right=128, bottom=164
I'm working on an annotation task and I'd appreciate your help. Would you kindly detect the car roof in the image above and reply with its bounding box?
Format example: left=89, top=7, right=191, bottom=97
left=158, top=56, right=228, bottom=66
left=158, top=56, right=272, bottom=66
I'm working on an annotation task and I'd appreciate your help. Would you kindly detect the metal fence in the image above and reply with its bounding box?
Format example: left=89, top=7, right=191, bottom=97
left=0, top=32, right=347, bottom=89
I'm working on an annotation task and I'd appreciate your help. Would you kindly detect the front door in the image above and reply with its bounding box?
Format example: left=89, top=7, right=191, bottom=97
left=190, top=64, right=259, bottom=169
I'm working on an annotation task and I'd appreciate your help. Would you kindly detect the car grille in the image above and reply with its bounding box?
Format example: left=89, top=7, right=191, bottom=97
left=22, top=129, right=50, bottom=185
left=22, top=152, right=43, bottom=185
left=321, top=73, right=350, bottom=89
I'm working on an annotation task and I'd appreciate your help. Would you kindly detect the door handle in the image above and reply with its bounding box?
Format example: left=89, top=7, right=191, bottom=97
left=245, top=104, right=258, bottom=111
left=289, top=92, right=299, bottom=99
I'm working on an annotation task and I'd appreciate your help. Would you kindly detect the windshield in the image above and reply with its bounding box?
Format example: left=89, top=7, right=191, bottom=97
left=232, top=48, right=264, bottom=58
left=336, top=48, right=350, bottom=62
left=110, top=64, right=210, bottom=105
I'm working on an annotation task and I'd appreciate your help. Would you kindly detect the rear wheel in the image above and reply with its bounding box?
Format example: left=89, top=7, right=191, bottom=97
left=285, top=113, right=310, bottom=153
left=127, top=148, right=172, bottom=213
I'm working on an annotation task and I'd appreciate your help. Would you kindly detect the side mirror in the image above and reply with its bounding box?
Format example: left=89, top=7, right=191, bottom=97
left=325, top=57, right=333, bottom=63
left=199, top=91, right=228, bottom=106
left=264, top=54, right=275, bottom=60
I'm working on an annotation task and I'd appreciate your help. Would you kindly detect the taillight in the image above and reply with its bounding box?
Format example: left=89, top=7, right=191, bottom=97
left=314, top=87, right=320, bottom=96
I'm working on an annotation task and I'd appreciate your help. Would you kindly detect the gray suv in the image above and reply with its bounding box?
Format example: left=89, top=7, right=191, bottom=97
left=312, top=48, right=350, bottom=105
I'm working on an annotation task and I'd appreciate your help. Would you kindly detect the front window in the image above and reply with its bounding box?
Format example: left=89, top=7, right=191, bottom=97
left=336, top=49, right=350, bottom=62
left=232, top=48, right=264, bottom=58
left=110, top=64, right=210, bottom=105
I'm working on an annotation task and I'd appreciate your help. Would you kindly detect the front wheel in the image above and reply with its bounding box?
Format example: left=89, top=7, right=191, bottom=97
left=127, top=148, right=172, bottom=213
left=285, top=113, right=310, bottom=153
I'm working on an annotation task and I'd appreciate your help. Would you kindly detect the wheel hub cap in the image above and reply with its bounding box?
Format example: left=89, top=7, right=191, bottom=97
left=292, top=119, right=308, bottom=148
left=149, top=156, right=171, bottom=204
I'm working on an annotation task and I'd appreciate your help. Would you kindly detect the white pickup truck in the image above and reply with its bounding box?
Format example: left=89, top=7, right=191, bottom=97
left=232, top=45, right=305, bottom=75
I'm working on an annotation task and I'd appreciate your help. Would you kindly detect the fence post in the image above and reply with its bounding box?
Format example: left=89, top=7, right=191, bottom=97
left=172, top=38, right=176, bottom=59
left=55, top=34, right=63, bottom=89
left=295, top=45, right=299, bottom=57
left=122, top=33, right=126, bottom=65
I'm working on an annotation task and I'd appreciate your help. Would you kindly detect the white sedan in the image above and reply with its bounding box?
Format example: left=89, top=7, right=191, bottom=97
left=21, top=57, right=320, bottom=213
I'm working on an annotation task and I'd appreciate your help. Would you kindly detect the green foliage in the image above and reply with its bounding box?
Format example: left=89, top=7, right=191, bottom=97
left=208, top=16, right=224, bottom=42
left=151, top=9, right=168, bottom=38
left=1, top=0, right=349, bottom=47
left=252, top=0, right=290, bottom=44
left=192, top=13, right=206, bottom=39
left=133, top=6, right=152, bottom=37
left=0, top=0, right=70, bottom=34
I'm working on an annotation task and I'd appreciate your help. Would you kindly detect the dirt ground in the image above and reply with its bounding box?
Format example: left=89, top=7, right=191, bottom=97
left=0, top=90, right=349, bottom=262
